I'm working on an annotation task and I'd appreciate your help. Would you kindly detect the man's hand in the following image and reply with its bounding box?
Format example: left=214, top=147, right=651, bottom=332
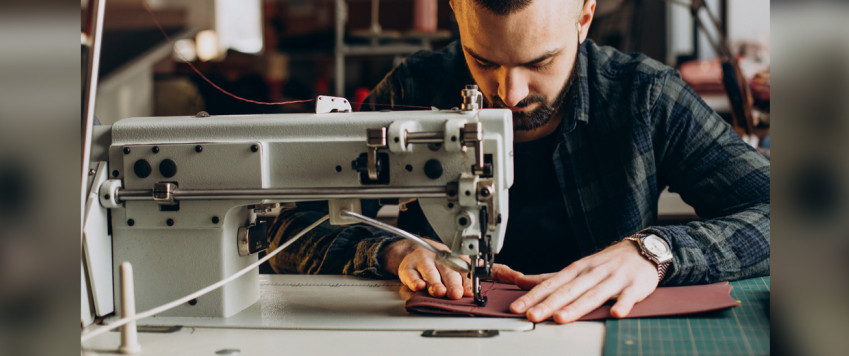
left=496, top=240, right=659, bottom=323
left=380, top=239, right=472, bottom=299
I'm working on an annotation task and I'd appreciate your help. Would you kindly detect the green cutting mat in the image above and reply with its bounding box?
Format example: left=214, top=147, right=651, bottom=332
left=604, top=277, right=770, bottom=356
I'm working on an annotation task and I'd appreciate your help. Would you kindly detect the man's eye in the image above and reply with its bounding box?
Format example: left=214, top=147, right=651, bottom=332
left=529, top=60, right=553, bottom=70
left=474, top=59, right=497, bottom=69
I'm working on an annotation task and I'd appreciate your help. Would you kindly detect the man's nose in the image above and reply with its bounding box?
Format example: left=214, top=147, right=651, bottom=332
left=497, top=68, right=530, bottom=108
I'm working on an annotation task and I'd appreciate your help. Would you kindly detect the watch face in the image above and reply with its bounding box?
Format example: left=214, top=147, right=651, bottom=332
left=643, top=235, right=669, bottom=255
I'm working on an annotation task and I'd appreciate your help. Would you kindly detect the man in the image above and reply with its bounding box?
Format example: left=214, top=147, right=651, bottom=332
left=268, top=0, right=770, bottom=324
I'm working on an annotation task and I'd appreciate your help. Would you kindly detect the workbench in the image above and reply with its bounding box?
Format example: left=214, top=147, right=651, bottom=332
left=81, top=275, right=769, bottom=355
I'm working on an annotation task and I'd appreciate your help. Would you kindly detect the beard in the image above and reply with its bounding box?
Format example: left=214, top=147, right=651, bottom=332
left=484, top=66, right=576, bottom=132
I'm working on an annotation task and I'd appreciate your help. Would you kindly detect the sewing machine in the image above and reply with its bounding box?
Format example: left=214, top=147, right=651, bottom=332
left=82, top=87, right=514, bottom=323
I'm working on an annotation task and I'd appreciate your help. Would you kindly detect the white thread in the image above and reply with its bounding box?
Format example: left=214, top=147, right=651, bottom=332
left=81, top=215, right=329, bottom=343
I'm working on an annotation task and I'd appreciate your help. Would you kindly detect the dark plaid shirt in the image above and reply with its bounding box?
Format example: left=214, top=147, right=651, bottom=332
left=269, top=40, right=770, bottom=286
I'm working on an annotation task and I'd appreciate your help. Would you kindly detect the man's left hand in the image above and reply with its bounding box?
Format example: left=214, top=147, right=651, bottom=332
left=496, top=240, right=659, bottom=323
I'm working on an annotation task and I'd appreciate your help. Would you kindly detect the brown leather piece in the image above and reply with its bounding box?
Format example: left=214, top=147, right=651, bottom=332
left=405, top=281, right=738, bottom=321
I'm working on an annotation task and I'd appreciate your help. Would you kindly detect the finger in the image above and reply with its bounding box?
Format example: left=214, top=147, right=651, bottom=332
left=522, top=271, right=603, bottom=321
left=514, top=272, right=557, bottom=290
left=610, top=285, right=644, bottom=318
left=552, top=279, right=622, bottom=324
left=437, top=263, right=465, bottom=300
left=398, top=264, right=426, bottom=292
left=416, top=261, right=447, bottom=297
left=510, top=268, right=581, bottom=314
left=491, top=264, right=524, bottom=284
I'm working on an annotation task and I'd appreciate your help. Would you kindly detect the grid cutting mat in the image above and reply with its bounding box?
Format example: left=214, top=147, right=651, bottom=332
left=604, top=277, right=770, bottom=356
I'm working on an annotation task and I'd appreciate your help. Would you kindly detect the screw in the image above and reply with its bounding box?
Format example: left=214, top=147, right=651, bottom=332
left=335, top=165, right=342, bottom=172
left=188, top=299, right=198, bottom=305
left=166, top=218, right=175, bottom=226
left=480, top=188, right=491, bottom=197
left=88, top=169, right=96, bottom=176
left=123, top=147, right=131, bottom=154
left=112, top=170, right=120, bottom=177
left=211, top=216, right=220, bottom=224
left=195, top=145, right=203, bottom=153
left=152, top=146, right=160, bottom=153
left=195, top=111, right=210, bottom=118
left=251, top=144, right=259, bottom=152
left=127, top=219, right=135, bottom=226
left=103, top=194, right=110, bottom=200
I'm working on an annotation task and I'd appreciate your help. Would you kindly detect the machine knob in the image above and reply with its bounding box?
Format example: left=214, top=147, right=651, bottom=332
left=159, top=159, right=177, bottom=178
left=133, top=159, right=152, bottom=178
left=423, top=159, right=443, bottom=180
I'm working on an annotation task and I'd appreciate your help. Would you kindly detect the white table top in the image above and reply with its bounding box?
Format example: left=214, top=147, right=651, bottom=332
left=82, top=275, right=605, bottom=355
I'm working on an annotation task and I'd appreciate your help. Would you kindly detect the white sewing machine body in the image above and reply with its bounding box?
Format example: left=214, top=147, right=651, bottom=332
left=83, top=98, right=514, bottom=322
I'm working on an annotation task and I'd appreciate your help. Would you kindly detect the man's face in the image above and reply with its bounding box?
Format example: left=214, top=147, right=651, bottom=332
left=452, top=0, right=593, bottom=140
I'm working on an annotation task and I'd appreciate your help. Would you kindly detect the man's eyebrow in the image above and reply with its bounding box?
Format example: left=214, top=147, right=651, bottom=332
left=463, top=46, right=563, bottom=66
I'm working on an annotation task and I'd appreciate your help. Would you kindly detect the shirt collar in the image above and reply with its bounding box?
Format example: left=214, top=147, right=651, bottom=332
left=559, top=42, right=591, bottom=134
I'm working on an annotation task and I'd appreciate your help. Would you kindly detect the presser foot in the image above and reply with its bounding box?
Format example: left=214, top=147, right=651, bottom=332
left=472, top=276, right=488, bottom=306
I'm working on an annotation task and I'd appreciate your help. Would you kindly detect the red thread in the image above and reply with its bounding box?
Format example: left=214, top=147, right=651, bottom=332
left=481, top=280, right=496, bottom=295
left=141, top=0, right=440, bottom=111
left=141, top=0, right=312, bottom=107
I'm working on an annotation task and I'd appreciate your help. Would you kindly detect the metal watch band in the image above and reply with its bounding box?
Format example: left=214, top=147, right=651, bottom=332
left=657, top=260, right=670, bottom=281
left=625, top=233, right=670, bottom=282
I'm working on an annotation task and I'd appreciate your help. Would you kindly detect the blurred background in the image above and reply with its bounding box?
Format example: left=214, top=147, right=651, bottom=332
left=83, top=0, right=770, bottom=155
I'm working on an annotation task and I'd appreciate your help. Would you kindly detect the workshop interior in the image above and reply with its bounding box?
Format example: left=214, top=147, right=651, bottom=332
left=80, top=0, right=770, bottom=355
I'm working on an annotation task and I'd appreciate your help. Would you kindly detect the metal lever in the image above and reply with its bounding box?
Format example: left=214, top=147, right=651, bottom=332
left=461, top=122, right=485, bottom=176
left=366, top=127, right=388, bottom=181
left=477, top=179, right=497, bottom=231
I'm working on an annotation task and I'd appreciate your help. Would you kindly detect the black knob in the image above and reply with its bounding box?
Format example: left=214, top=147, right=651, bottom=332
left=424, top=159, right=443, bottom=180
left=160, top=159, right=177, bottom=178
left=133, top=159, right=152, bottom=178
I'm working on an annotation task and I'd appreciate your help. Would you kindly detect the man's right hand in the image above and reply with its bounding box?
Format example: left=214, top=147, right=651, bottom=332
left=380, top=239, right=473, bottom=299
left=380, top=240, right=527, bottom=300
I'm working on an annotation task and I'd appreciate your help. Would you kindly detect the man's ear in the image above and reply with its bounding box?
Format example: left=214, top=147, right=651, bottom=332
left=449, top=0, right=455, bottom=12
left=577, top=0, right=596, bottom=43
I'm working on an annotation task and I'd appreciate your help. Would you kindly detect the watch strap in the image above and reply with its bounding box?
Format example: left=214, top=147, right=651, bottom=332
left=625, top=233, right=670, bottom=282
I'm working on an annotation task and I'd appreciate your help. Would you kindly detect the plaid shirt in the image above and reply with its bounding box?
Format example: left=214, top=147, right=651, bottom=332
left=269, top=40, right=770, bottom=286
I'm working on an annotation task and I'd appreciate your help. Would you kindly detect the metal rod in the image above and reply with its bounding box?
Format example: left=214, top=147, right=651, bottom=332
left=117, top=186, right=448, bottom=202
left=342, top=210, right=441, bottom=255
left=81, top=0, right=106, bottom=247
left=406, top=131, right=444, bottom=144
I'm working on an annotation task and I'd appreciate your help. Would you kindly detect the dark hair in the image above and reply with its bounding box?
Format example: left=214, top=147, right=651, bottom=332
left=472, top=0, right=532, bottom=15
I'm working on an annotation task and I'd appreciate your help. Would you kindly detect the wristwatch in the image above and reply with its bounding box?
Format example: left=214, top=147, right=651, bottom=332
left=625, top=233, right=673, bottom=282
